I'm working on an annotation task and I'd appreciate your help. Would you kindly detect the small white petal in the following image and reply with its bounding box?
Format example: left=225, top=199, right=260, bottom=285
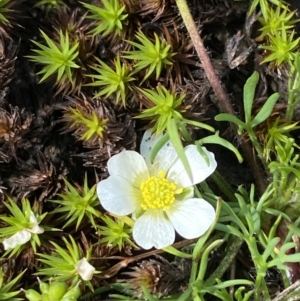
left=2, top=230, right=31, bottom=250
left=107, top=151, right=149, bottom=186
left=133, top=210, right=175, bottom=249
left=140, top=129, right=178, bottom=172
left=97, top=176, right=141, bottom=215
left=28, top=211, right=44, bottom=234
left=167, top=198, right=215, bottom=239
left=167, top=146, right=217, bottom=188
left=75, top=258, right=95, bottom=281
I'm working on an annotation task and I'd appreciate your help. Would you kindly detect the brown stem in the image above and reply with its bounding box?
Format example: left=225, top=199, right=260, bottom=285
left=175, top=0, right=267, bottom=195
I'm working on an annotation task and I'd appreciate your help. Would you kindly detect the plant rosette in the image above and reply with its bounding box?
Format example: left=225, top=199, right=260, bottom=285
left=97, top=129, right=217, bottom=249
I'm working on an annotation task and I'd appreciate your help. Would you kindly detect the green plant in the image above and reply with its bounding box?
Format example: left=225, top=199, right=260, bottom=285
left=97, top=215, right=136, bottom=251
left=36, top=235, right=96, bottom=288
left=0, top=0, right=12, bottom=24
left=259, top=27, right=300, bottom=66
left=257, top=4, right=298, bottom=39
left=248, top=0, right=288, bottom=20
left=136, top=86, right=185, bottom=134
left=50, top=174, right=101, bottom=230
left=0, top=269, right=24, bottom=301
left=27, top=30, right=79, bottom=84
left=86, top=55, right=135, bottom=106
left=34, top=0, right=66, bottom=13
left=212, top=185, right=300, bottom=301
left=0, top=198, right=46, bottom=256
left=216, top=71, right=279, bottom=169
left=263, top=117, right=299, bottom=161
left=124, top=30, right=175, bottom=82
left=81, top=0, right=128, bottom=38
left=62, top=107, right=108, bottom=142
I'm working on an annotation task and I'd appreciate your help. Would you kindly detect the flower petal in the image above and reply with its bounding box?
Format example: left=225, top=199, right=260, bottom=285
left=107, top=151, right=149, bottom=186
left=140, top=129, right=178, bottom=172
left=167, top=146, right=217, bottom=188
left=75, top=258, right=95, bottom=281
left=2, top=230, right=31, bottom=250
left=166, top=198, right=215, bottom=239
left=133, top=210, right=175, bottom=249
left=28, top=211, right=44, bottom=234
left=97, top=176, right=141, bottom=215
left=140, top=129, right=162, bottom=165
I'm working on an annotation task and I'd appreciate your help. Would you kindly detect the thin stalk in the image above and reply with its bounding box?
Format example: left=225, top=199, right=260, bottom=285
left=204, top=237, right=243, bottom=286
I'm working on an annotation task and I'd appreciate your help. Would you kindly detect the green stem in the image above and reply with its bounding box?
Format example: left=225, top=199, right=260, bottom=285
left=204, top=237, right=243, bottom=286
left=189, top=199, right=222, bottom=283
left=196, top=239, right=224, bottom=282
left=286, top=71, right=300, bottom=122
left=246, top=125, right=269, bottom=174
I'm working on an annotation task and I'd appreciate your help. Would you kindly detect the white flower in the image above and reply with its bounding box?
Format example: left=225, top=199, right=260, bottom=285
left=75, top=258, right=95, bottom=281
left=97, top=129, right=217, bottom=249
left=2, top=211, right=44, bottom=250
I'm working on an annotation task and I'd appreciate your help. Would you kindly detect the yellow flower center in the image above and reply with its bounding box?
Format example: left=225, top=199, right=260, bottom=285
left=140, top=171, right=180, bottom=211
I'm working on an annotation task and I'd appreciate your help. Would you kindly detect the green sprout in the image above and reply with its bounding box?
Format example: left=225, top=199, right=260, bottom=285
left=50, top=174, right=101, bottom=230
left=98, top=215, right=136, bottom=251
left=124, top=31, right=175, bottom=82
left=0, top=269, right=24, bottom=301
left=248, top=0, right=288, bottom=20
left=260, top=27, right=300, bottom=66
left=34, top=0, right=66, bottom=13
left=63, top=107, right=108, bottom=142
left=136, top=86, right=184, bottom=134
left=86, top=55, right=135, bottom=106
left=257, top=5, right=299, bottom=39
left=27, top=30, right=79, bottom=84
left=81, top=0, right=128, bottom=38
left=0, top=197, right=46, bottom=256
left=0, top=0, right=12, bottom=24
left=264, top=117, right=299, bottom=161
left=36, top=235, right=96, bottom=288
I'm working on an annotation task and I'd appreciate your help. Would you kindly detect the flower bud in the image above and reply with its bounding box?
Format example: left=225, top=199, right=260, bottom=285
left=37, top=277, right=49, bottom=294
left=61, top=283, right=81, bottom=300
left=48, top=281, right=68, bottom=300
left=23, top=289, right=42, bottom=301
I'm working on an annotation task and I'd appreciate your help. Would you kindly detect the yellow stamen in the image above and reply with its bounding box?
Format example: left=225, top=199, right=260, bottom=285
left=140, top=171, right=177, bottom=210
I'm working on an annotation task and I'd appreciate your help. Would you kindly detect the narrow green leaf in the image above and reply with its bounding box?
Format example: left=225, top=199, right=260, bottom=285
left=244, top=71, right=259, bottom=124
left=251, top=93, right=279, bottom=127
left=198, top=131, right=243, bottom=163
left=167, top=119, right=192, bottom=179
left=215, top=113, right=246, bottom=129
left=149, top=133, right=170, bottom=164
left=209, top=279, right=253, bottom=289
left=262, top=237, right=280, bottom=263
left=182, top=118, right=215, bottom=132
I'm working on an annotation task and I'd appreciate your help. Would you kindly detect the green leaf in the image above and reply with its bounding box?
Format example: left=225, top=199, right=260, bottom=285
left=149, top=132, right=170, bottom=164
left=167, top=118, right=192, bottom=179
left=215, top=113, right=246, bottom=130
left=198, top=131, right=243, bottom=163
left=262, top=237, right=280, bottom=263
left=182, top=118, right=215, bottom=132
left=244, top=71, right=259, bottom=124
left=251, top=92, right=279, bottom=127
left=226, top=225, right=244, bottom=238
